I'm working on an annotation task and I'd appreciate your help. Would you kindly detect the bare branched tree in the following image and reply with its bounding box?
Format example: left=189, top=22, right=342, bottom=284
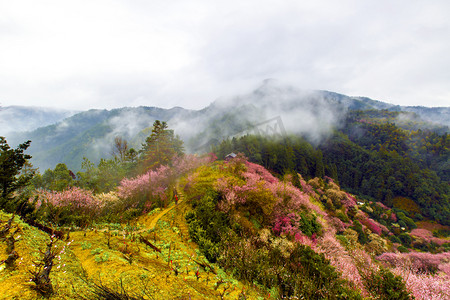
left=111, top=136, right=129, bottom=162
left=29, top=236, right=60, bottom=296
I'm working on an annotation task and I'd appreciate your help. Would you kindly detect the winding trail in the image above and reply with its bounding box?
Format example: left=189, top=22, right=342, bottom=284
left=148, top=183, right=185, bottom=231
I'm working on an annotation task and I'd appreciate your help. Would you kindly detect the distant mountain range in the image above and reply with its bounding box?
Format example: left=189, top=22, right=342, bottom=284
left=0, top=106, right=78, bottom=135
left=2, top=80, right=449, bottom=172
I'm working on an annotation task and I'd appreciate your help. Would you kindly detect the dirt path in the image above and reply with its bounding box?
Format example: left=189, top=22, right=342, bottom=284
left=148, top=183, right=185, bottom=231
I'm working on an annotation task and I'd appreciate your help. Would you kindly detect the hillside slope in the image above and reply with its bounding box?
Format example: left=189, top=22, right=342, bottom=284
left=0, top=195, right=264, bottom=299
left=1, top=157, right=449, bottom=299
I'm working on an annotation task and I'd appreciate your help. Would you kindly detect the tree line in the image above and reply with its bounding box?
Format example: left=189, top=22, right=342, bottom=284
left=213, top=114, right=449, bottom=225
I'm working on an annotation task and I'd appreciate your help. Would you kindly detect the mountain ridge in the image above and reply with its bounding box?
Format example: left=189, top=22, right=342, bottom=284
left=3, top=82, right=449, bottom=171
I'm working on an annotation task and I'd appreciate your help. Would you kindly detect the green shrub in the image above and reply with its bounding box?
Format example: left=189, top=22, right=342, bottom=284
left=364, top=267, right=412, bottom=300
left=352, top=220, right=368, bottom=244
left=398, top=220, right=407, bottom=229
left=389, top=235, right=401, bottom=244
left=399, top=233, right=412, bottom=247
left=94, top=252, right=110, bottom=263
left=397, top=245, right=409, bottom=253
left=302, top=214, right=322, bottom=237
left=397, top=212, right=417, bottom=230
left=81, top=242, right=92, bottom=250
left=337, top=211, right=349, bottom=223
left=91, top=248, right=103, bottom=255
left=218, top=236, right=362, bottom=300
left=185, top=190, right=229, bottom=262
left=433, top=228, right=450, bottom=238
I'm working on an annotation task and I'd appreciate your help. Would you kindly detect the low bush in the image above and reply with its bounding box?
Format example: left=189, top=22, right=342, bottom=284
left=364, top=267, right=412, bottom=300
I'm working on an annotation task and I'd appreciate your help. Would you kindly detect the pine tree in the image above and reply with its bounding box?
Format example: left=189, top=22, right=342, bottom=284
left=0, top=137, right=33, bottom=211
left=314, top=150, right=325, bottom=178
left=139, top=121, right=184, bottom=172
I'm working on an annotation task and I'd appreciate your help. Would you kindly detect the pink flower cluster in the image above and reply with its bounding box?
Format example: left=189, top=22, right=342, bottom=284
left=356, top=210, right=388, bottom=235
left=271, top=181, right=325, bottom=217
left=244, top=161, right=277, bottom=184
left=273, top=213, right=303, bottom=238
left=317, top=231, right=366, bottom=293
left=393, top=266, right=450, bottom=300
left=410, top=228, right=447, bottom=246
left=342, top=192, right=358, bottom=209
left=299, top=175, right=316, bottom=197
left=117, top=154, right=212, bottom=204
left=118, top=165, right=171, bottom=201
left=360, top=217, right=383, bottom=235
left=172, top=154, right=215, bottom=176
left=390, top=212, right=398, bottom=222
left=215, top=159, right=325, bottom=241
left=377, top=251, right=450, bottom=276
left=375, top=202, right=390, bottom=210
left=117, top=155, right=216, bottom=206
left=325, top=215, right=351, bottom=232
left=39, top=186, right=102, bottom=215
left=215, top=177, right=256, bottom=212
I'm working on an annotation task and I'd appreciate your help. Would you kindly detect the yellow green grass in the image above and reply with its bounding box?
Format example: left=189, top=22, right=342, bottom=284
left=0, top=200, right=268, bottom=299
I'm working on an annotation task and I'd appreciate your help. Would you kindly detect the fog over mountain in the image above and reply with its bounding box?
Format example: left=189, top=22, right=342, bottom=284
left=3, top=81, right=449, bottom=172
left=0, top=106, right=78, bottom=135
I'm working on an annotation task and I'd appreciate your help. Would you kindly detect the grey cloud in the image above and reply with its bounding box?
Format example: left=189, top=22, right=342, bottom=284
left=1, top=0, right=449, bottom=109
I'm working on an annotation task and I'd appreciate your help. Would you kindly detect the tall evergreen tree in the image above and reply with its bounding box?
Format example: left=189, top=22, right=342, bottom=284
left=314, top=150, right=325, bottom=178
left=0, top=137, right=33, bottom=211
left=139, top=120, right=184, bottom=172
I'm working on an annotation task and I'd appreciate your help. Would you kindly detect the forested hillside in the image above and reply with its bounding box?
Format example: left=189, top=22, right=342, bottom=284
left=1, top=124, right=449, bottom=298
left=214, top=110, right=449, bottom=226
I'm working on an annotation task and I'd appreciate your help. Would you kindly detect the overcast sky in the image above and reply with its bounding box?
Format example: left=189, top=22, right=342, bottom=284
left=1, top=0, right=449, bottom=110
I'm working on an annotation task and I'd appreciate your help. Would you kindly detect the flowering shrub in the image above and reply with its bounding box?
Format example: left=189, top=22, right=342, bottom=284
left=342, top=193, right=358, bottom=209
left=410, top=228, right=447, bottom=246
left=117, top=165, right=171, bottom=204
left=360, top=218, right=383, bottom=235
left=376, top=202, right=390, bottom=210
left=393, top=267, right=450, bottom=300
left=116, top=154, right=213, bottom=215
left=298, top=174, right=317, bottom=197
left=271, top=180, right=325, bottom=218
left=244, top=161, right=277, bottom=184
left=216, top=231, right=362, bottom=299
left=213, top=158, right=325, bottom=238
left=33, top=187, right=102, bottom=226
left=366, top=233, right=388, bottom=256
left=273, top=213, right=303, bottom=238
left=95, top=192, right=120, bottom=204
left=214, top=175, right=260, bottom=213
left=390, top=212, right=398, bottom=222
left=377, top=252, right=450, bottom=275
left=331, top=190, right=349, bottom=208
left=325, top=215, right=350, bottom=233
left=171, top=154, right=216, bottom=176
left=317, top=230, right=366, bottom=293
left=364, top=267, right=412, bottom=300
left=376, top=252, right=450, bottom=299
left=183, top=157, right=450, bottom=298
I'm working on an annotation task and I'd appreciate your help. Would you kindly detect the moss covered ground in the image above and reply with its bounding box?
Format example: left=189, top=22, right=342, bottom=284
left=0, top=192, right=267, bottom=299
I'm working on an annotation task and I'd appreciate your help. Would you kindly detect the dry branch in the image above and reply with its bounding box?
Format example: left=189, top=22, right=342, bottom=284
left=139, top=235, right=162, bottom=253
left=22, top=217, right=64, bottom=239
